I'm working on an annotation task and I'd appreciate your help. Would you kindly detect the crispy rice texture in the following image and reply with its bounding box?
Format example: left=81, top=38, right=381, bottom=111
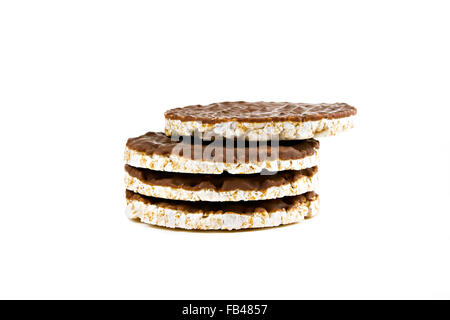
left=165, top=116, right=355, bottom=140
left=125, top=196, right=320, bottom=231
left=124, top=170, right=319, bottom=202
left=124, top=146, right=319, bottom=174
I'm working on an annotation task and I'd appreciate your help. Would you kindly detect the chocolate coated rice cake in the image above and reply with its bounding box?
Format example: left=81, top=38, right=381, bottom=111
left=125, top=165, right=318, bottom=202
left=165, top=101, right=356, bottom=140
left=126, top=190, right=320, bottom=230
left=125, top=132, right=320, bottom=174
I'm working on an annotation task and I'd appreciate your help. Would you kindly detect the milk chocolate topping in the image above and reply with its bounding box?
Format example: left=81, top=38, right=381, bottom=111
left=125, top=165, right=318, bottom=192
left=126, top=190, right=318, bottom=214
left=165, top=101, right=356, bottom=123
left=126, top=132, right=319, bottom=163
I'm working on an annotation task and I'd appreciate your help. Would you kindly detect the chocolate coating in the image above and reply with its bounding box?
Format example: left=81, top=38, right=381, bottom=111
left=126, top=132, right=319, bottom=163
left=165, top=101, right=357, bottom=123
left=125, top=165, right=318, bottom=192
left=126, top=190, right=318, bottom=214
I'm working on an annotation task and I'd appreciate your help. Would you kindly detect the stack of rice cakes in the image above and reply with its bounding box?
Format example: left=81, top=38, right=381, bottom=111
left=125, top=101, right=356, bottom=230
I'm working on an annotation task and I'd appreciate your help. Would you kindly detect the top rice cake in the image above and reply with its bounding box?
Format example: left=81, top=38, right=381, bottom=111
left=165, top=101, right=357, bottom=140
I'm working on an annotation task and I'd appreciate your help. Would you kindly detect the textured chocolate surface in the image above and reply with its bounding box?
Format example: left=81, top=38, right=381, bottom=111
left=165, top=101, right=357, bottom=123
left=126, top=190, right=318, bottom=214
left=126, top=132, right=319, bottom=162
left=125, top=165, right=318, bottom=192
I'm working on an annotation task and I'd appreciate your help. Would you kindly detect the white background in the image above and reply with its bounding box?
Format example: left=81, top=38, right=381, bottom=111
left=1, top=1, right=449, bottom=300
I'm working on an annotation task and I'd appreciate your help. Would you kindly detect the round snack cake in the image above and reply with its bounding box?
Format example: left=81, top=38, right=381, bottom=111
left=125, top=165, right=318, bottom=202
left=125, top=132, right=320, bottom=174
left=126, top=190, right=319, bottom=230
left=165, top=101, right=357, bottom=140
